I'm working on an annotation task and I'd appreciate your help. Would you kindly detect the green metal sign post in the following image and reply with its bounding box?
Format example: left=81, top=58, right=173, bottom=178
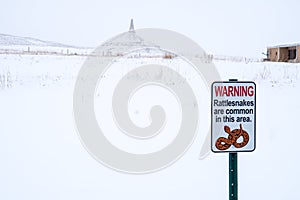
left=229, top=79, right=238, bottom=200
left=229, top=152, right=238, bottom=200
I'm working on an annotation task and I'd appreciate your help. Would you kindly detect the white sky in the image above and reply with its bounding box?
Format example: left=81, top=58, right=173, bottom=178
left=1, top=0, right=299, bottom=57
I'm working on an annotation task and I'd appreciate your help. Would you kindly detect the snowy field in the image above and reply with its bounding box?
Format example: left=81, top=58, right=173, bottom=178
left=0, top=51, right=299, bottom=200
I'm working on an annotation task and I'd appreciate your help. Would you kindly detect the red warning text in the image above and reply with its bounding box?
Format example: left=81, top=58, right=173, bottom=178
left=215, top=85, right=254, bottom=97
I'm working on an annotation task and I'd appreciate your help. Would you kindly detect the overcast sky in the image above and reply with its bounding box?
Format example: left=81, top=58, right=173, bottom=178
left=1, top=0, right=299, bottom=57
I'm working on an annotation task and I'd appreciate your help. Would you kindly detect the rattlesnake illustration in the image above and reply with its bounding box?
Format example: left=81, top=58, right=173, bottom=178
left=215, top=124, right=249, bottom=150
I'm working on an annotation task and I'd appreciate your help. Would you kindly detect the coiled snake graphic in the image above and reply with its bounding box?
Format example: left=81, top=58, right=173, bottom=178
left=215, top=124, right=249, bottom=150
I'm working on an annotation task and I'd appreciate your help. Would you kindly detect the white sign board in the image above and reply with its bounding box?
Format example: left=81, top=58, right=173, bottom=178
left=211, top=81, right=256, bottom=152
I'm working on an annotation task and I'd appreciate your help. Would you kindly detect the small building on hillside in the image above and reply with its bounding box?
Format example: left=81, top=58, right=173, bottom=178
left=267, top=43, right=300, bottom=62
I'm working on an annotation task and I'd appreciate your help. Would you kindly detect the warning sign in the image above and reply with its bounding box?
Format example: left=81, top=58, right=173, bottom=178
left=211, top=81, right=256, bottom=152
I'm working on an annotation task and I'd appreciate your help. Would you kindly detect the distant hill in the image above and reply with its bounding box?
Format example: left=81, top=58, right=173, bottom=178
left=0, top=33, right=81, bottom=48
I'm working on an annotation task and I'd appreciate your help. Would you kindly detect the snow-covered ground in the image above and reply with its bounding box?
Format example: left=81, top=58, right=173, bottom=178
left=0, top=50, right=299, bottom=200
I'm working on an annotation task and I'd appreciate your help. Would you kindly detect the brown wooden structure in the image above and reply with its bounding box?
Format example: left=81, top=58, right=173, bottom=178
left=267, top=43, right=300, bottom=62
